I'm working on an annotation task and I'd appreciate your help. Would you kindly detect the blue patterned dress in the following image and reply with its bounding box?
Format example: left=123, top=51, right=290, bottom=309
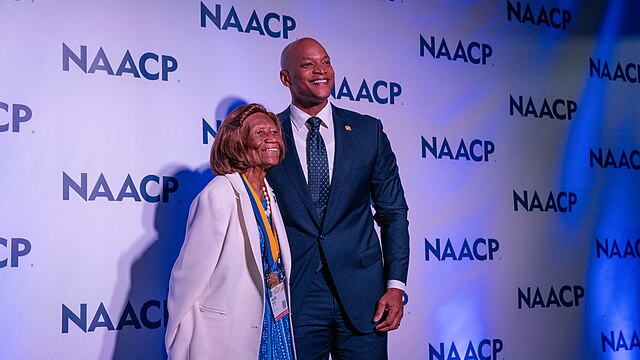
left=257, top=198, right=294, bottom=360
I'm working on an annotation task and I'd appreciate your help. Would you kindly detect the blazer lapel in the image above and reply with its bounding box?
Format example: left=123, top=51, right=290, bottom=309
left=225, top=173, right=265, bottom=295
left=279, top=111, right=321, bottom=227
left=324, top=105, right=353, bottom=227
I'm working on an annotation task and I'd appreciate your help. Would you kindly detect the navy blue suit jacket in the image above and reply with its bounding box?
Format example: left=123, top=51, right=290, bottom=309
left=267, top=104, right=409, bottom=333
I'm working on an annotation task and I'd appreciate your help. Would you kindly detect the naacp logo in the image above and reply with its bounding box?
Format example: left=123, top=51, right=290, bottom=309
left=62, top=172, right=179, bottom=203
left=590, top=148, right=640, bottom=170
left=513, top=190, right=577, bottom=212
left=62, top=43, right=178, bottom=81
left=590, top=58, right=640, bottom=83
left=201, top=2, right=296, bottom=39
left=420, top=35, right=493, bottom=65
left=62, top=300, right=167, bottom=333
left=428, top=338, right=503, bottom=360
left=331, top=77, right=401, bottom=105
left=602, top=330, right=640, bottom=352
left=518, top=285, right=584, bottom=309
left=507, top=1, right=572, bottom=30
left=509, top=95, right=576, bottom=120
left=425, top=237, right=499, bottom=261
left=202, top=118, right=222, bottom=144
left=596, top=238, right=640, bottom=259
left=0, top=102, right=32, bottom=133
left=1, top=237, right=31, bottom=268
left=422, top=136, right=495, bottom=162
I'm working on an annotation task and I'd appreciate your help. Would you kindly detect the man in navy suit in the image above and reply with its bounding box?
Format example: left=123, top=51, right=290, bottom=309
left=267, top=37, right=410, bottom=360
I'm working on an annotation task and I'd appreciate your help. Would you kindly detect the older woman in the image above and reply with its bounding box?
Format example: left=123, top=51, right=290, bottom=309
left=165, top=103, right=294, bottom=360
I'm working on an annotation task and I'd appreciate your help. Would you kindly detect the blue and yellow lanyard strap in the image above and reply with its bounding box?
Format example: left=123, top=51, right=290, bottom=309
left=241, top=174, right=280, bottom=271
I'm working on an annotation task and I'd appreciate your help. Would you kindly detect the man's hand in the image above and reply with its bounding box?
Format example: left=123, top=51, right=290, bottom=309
left=373, top=288, right=404, bottom=332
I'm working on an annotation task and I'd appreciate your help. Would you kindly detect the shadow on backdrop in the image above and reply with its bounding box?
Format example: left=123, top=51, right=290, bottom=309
left=107, top=97, right=247, bottom=359
left=108, top=165, right=214, bottom=360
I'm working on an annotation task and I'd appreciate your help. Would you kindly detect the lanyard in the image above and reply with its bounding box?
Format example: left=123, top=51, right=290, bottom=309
left=240, top=174, right=280, bottom=270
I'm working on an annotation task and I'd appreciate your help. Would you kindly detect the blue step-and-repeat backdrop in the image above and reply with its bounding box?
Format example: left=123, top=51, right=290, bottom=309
left=1, top=0, right=639, bottom=359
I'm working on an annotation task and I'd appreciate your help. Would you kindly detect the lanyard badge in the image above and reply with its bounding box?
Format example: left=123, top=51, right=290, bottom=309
left=241, top=174, right=289, bottom=321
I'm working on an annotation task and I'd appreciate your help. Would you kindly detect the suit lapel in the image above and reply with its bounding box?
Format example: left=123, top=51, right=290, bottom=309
left=279, top=111, right=321, bottom=227
left=227, top=174, right=294, bottom=299
left=225, top=173, right=264, bottom=295
left=324, top=105, right=353, bottom=228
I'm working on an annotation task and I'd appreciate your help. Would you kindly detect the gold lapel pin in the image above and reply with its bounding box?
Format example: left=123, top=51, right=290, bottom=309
left=345, top=125, right=352, bottom=131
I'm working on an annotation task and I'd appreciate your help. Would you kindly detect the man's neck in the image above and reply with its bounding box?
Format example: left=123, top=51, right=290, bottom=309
left=292, top=100, right=328, bottom=117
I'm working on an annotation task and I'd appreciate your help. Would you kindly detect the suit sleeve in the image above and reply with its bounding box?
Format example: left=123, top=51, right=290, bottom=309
left=370, top=119, right=410, bottom=285
left=165, top=184, right=232, bottom=358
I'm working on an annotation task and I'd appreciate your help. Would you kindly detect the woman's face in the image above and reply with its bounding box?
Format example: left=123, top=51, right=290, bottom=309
left=243, top=112, right=284, bottom=170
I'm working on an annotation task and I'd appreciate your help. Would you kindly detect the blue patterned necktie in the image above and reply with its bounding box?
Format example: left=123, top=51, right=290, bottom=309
left=306, top=116, right=330, bottom=222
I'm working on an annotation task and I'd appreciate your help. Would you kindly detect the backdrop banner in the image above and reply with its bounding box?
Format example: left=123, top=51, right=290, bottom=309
left=1, top=1, right=639, bottom=359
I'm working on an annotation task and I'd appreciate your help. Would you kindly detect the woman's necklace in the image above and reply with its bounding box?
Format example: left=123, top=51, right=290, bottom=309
left=262, top=186, right=271, bottom=217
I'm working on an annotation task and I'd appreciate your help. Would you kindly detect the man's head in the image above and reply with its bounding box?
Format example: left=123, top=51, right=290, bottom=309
left=280, top=38, right=335, bottom=116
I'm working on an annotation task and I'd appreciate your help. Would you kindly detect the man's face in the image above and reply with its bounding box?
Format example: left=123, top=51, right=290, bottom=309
left=281, top=39, right=335, bottom=112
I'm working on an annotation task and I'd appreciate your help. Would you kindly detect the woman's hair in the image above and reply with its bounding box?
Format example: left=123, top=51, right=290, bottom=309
left=210, top=103, right=284, bottom=175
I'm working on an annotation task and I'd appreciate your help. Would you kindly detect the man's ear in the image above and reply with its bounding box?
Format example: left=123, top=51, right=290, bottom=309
left=280, top=70, right=291, bottom=87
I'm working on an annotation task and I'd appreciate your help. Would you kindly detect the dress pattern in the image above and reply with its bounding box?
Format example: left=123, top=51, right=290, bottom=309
left=257, top=198, right=294, bottom=360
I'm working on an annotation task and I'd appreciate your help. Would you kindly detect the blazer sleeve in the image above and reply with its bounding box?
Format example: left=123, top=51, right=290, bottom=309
left=370, top=119, right=410, bottom=285
left=165, top=182, right=232, bottom=358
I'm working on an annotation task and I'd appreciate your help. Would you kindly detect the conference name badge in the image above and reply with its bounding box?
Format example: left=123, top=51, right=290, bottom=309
left=269, top=282, right=289, bottom=321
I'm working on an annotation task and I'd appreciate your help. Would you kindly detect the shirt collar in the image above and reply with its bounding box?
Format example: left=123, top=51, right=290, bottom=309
left=290, top=102, right=333, bottom=132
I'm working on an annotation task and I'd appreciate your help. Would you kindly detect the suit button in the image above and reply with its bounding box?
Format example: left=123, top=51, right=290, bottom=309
left=320, top=234, right=326, bottom=240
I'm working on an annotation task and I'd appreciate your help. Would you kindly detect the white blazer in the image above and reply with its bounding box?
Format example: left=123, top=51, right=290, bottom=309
left=165, top=173, right=293, bottom=360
